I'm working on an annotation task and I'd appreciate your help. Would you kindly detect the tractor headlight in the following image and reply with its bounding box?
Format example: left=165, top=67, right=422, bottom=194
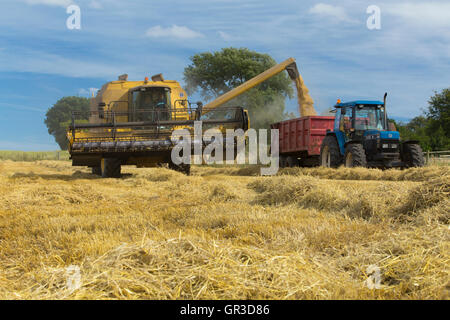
left=367, top=133, right=381, bottom=140
left=382, top=143, right=398, bottom=149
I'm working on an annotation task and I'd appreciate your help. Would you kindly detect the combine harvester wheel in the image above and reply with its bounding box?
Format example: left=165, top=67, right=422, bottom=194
left=101, top=158, right=122, bottom=178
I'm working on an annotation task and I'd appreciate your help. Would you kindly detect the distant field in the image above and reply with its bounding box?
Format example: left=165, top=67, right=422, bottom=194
left=0, top=160, right=448, bottom=299
left=0, top=150, right=69, bottom=161
left=0, top=149, right=447, bottom=167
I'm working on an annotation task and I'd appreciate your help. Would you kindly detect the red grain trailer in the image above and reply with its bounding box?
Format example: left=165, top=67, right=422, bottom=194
left=271, top=116, right=335, bottom=167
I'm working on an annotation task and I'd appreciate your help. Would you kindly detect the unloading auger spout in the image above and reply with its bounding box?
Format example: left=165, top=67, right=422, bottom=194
left=202, top=57, right=317, bottom=117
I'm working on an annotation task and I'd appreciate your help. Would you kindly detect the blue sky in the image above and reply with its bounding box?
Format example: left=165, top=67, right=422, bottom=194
left=0, top=0, right=449, bottom=150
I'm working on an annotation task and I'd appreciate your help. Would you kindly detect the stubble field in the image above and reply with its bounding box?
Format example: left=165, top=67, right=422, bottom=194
left=0, top=160, right=448, bottom=299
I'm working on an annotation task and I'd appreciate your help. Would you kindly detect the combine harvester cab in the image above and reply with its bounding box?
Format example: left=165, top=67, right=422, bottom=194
left=68, top=74, right=249, bottom=177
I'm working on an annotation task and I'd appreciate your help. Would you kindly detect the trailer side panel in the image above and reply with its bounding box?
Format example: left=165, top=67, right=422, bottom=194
left=272, top=116, right=334, bottom=156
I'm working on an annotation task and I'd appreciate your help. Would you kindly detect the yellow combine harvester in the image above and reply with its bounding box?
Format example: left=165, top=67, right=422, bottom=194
left=68, top=58, right=315, bottom=177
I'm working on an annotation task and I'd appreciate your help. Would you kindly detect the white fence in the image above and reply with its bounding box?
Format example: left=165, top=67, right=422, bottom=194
left=425, top=150, right=450, bottom=165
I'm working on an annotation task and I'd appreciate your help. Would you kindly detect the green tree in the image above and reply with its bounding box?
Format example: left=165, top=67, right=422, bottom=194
left=425, top=88, right=450, bottom=150
left=395, top=88, right=450, bottom=151
left=183, top=47, right=294, bottom=129
left=44, top=96, right=90, bottom=150
left=395, top=116, right=432, bottom=150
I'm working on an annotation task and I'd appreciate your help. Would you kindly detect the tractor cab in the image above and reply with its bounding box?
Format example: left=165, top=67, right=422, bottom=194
left=334, top=101, right=387, bottom=140
left=334, top=100, right=401, bottom=165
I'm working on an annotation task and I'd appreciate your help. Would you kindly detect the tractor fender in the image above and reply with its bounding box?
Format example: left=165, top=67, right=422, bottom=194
left=324, top=132, right=340, bottom=150
left=401, top=140, right=420, bottom=153
left=344, top=140, right=363, bottom=148
left=402, top=140, right=420, bottom=145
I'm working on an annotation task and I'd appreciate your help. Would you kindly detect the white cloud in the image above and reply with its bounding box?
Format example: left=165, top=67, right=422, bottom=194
left=79, top=88, right=99, bottom=96
left=78, top=88, right=89, bottom=95
left=386, top=2, right=450, bottom=29
left=309, top=3, right=355, bottom=23
left=88, top=0, right=102, bottom=9
left=23, top=0, right=73, bottom=7
left=218, top=31, right=233, bottom=41
left=22, top=0, right=103, bottom=10
left=145, top=25, right=204, bottom=39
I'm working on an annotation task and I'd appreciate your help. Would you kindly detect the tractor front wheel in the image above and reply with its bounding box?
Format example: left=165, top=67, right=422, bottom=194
left=402, top=143, right=425, bottom=167
left=344, top=144, right=367, bottom=168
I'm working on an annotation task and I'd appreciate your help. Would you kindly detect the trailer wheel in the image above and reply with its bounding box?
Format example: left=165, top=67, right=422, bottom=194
left=402, top=143, right=424, bottom=167
left=320, top=136, right=342, bottom=168
left=344, top=144, right=367, bottom=168
left=286, top=156, right=299, bottom=167
left=101, top=158, right=122, bottom=178
left=169, top=161, right=191, bottom=175
left=92, top=166, right=101, bottom=176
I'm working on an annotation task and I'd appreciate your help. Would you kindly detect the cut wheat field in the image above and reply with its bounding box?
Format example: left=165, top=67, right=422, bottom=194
left=0, top=160, right=448, bottom=299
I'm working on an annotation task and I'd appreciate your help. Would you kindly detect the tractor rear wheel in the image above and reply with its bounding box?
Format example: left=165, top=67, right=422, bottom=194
left=402, top=143, right=424, bottom=167
left=101, top=158, right=122, bottom=178
left=344, top=144, right=367, bottom=168
left=320, top=136, right=342, bottom=168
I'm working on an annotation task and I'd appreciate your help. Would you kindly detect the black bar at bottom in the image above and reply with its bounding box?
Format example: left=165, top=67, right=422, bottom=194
left=0, top=300, right=437, bottom=319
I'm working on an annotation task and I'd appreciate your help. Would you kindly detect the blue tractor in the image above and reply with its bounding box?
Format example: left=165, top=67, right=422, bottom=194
left=320, top=94, right=425, bottom=168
